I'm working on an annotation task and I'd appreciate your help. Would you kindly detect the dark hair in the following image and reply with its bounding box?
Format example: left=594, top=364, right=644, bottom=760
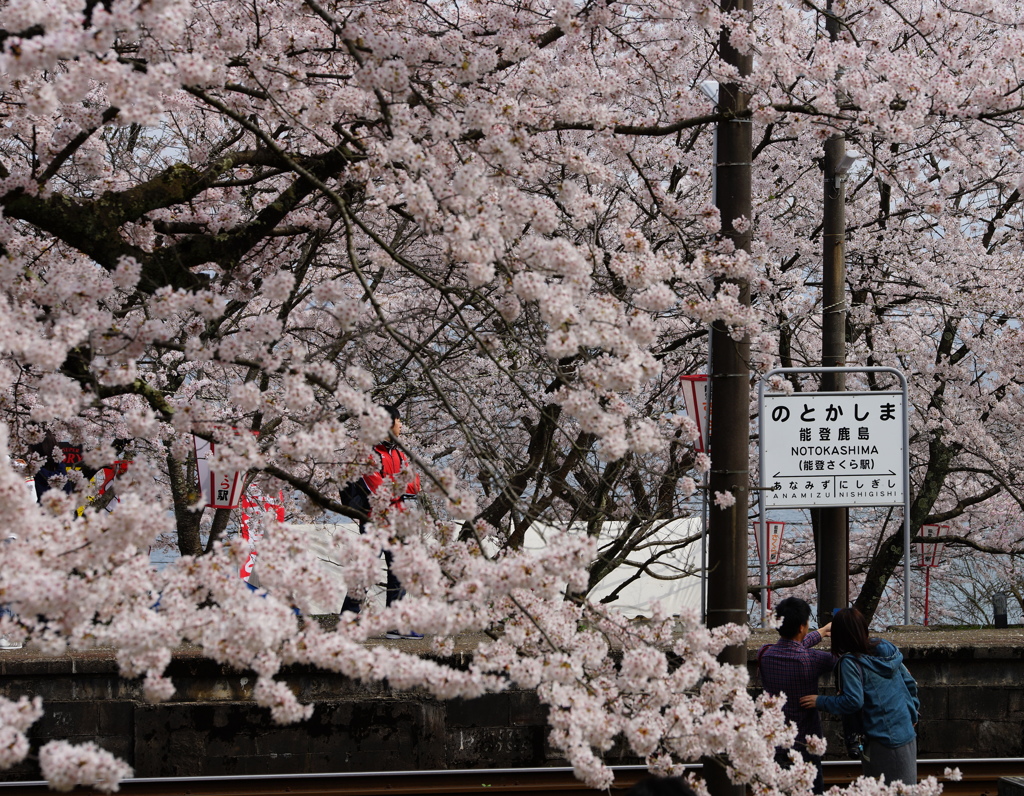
left=774, top=596, right=812, bottom=639
left=381, top=404, right=401, bottom=422
left=830, top=607, right=877, bottom=657
left=626, top=776, right=698, bottom=796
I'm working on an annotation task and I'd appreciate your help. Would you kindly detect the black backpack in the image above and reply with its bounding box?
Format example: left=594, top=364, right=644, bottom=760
left=339, top=478, right=371, bottom=516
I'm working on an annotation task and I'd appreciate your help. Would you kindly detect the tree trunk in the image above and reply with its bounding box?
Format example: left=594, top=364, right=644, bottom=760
left=167, top=448, right=204, bottom=557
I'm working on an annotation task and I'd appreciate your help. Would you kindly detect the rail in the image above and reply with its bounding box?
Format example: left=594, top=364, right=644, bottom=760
left=1, top=758, right=1022, bottom=795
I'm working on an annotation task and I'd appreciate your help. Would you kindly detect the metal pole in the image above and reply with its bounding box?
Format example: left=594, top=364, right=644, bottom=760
left=701, top=336, right=714, bottom=624
left=758, top=384, right=767, bottom=626
left=903, top=392, right=912, bottom=625
left=924, top=567, right=930, bottom=626
left=759, top=515, right=768, bottom=624
left=700, top=471, right=708, bottom=623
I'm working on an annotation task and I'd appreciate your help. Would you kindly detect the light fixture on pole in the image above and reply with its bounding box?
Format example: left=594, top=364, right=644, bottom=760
left=833, top=150, right=861, bottom=188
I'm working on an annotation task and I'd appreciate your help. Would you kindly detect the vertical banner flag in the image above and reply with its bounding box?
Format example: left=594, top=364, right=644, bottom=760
left=918, top=523, right=948, bottom=626
left=193, top=429, right=256, bottom=509
left=752, top=520, right=786, bottom=564
left=680, top=375, right=710, bottom=452
left=93, top=459, right=131, bottom=513
left=239, top=489, right=285, bottom=581
left=11, top=458, right=35, bottom=497
left=918, top=524, right=948, bottom=568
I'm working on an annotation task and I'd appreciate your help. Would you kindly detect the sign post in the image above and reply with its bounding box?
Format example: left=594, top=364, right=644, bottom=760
left=917, top=524, right=947, bottom=626
left=681, top=374, right=710, bottom=621
left=758, top=367, right=911, bottom=625
left=752, top=521, right=785, bottom=608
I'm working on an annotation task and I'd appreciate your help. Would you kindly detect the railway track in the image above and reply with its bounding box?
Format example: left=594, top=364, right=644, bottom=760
left=825, top=759, right=1024, bottom=795
left=0, top=759, right=1021, bottom=795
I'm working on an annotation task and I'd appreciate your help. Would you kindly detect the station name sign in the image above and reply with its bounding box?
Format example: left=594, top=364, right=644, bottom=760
left=761, top=391, right=905, bottom=508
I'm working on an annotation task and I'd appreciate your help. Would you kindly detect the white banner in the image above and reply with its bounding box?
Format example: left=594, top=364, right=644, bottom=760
left=680, top=375, right=709, bottom=452
left=918, top=523, right=947, bottom=568
left=752, top=520, right=786, bottom=565
left=193, top=433, right=247, bottom=509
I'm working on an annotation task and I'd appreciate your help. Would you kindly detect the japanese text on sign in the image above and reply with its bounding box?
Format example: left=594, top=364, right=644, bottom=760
left=918, top=524, right=947, bottom=568
left=761, top=392, right=905, bottom=508
left=753, top=521, right=786, bottom=565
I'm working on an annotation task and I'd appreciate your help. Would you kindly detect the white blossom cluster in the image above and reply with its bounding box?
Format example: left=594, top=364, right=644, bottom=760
left=0, top=0, right=1023, bottom=789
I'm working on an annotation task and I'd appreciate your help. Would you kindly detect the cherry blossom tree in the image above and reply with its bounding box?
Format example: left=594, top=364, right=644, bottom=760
left=0, top=0, right=1021, bottom=791
left=755, top=87, right=1024, bottom=623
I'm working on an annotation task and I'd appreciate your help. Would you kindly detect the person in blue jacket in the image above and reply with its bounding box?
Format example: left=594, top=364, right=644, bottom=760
left=800, top=607, right=919, bottom=785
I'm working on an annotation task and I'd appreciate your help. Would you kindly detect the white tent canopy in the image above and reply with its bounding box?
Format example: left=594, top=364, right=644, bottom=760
left=286, top=517, right=705, bottom=617
left=522, top=517, right=704, bottom=618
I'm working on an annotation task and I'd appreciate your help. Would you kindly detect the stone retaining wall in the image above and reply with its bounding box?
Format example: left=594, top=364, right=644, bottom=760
left=2, top=632, right=1022, bottom=780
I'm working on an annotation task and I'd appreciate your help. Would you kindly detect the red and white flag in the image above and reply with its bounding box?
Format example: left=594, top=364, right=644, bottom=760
left=680, top=375, right=710, bottom=452
left=193, top=429, right=258, bottom=509
left=918, top=524, right=948, bottom=568
left=239, top=488, right=285, bottom=581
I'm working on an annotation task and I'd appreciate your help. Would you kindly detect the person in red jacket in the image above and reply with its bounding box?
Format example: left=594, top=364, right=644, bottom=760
left=339, top=405, right=422, bottom=638
left=355, top=411, right=420, bottom=509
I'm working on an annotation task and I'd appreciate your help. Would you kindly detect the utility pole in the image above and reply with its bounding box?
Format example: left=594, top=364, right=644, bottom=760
left=705, top=0, right=752, bottom=657
left=703, top=0, right=752, bottom=790
left=816, top=0, right=849, bottom=626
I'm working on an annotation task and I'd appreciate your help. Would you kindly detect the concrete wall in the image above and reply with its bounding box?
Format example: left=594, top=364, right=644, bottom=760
left=2, top=635, right=1022, bottom=781
left=899, top=643, right=1024, bottom=758
left=0, top=648, right=559, bottom=780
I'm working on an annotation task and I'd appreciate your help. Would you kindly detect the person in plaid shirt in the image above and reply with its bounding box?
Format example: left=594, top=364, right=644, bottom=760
left=758, top=597, right=834, bottom=793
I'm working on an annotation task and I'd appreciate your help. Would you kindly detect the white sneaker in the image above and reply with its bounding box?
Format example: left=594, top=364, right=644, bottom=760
left=0, top=636, right=22, bottom=649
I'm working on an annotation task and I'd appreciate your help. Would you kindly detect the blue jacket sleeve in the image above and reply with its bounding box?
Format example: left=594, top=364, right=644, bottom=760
left=816, top=656, right=863, bottom=716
